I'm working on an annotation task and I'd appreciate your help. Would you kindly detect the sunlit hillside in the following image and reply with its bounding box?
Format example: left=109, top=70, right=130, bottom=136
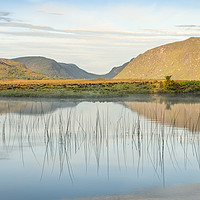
left=116, top=37, right=200, bottom=80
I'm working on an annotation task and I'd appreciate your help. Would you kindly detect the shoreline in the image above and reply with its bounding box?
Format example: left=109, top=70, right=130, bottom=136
left=0, top=79, right=200, bottom=98
left=64, top=183, right=200, bottom=200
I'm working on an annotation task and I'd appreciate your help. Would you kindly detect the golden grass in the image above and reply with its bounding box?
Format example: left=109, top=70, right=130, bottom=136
left=0, top=78, right=163, bottom=86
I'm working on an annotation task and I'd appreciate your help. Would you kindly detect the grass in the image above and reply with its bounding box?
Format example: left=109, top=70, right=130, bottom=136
left=0, top=78, right=200, bottom=98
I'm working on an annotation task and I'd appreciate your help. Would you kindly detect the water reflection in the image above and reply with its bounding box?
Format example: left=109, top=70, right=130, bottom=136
left=0, top=98, right=78, bottom=114
left=125, top=95, right=200, bottom=132
left=0, top=95, right=200, bottom=200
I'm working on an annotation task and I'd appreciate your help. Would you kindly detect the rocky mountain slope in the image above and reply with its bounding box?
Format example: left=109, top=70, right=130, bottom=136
left=115, top=37, right=200, bottom=80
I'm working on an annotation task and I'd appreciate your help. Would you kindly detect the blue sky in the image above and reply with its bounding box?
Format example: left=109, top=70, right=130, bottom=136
left=1, top=0, right=200, bottom=73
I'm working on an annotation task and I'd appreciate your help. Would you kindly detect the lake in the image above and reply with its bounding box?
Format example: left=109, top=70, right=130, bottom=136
left=0, top=95, right=200, bottom=200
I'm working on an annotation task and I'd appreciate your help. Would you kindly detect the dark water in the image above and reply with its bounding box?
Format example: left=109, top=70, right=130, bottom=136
left=0, top=95, right=200, bottom=200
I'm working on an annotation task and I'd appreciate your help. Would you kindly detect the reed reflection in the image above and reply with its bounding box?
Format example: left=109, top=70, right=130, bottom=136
left=0, top=99, right=200, bottom=187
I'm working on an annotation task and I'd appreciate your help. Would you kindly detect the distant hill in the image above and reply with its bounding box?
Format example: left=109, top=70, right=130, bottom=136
left=13, top=56, right=72, bottom=78
left=59, top=63, right=101, bottom=79
left=14, top=56, right=131, bottom=79
left=115, top=37, right=200, bottom=80
left=59, top=61, right=130, bottom=79
left=100, top=60, right=131, bottom=79
left=0, top=58, right=49, bottom=79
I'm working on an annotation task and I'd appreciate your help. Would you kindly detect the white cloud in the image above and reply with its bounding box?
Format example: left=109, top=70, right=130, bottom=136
left=0, top=11, right=12, bottom=22
left=0, top=11, right=10, bottom=16
left=32, top=2, right=200, bottom=31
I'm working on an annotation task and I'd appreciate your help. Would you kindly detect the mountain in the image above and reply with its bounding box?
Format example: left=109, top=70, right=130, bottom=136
left=13, top=56, right=72, bottom=78
left=59, top=63, right=101, bottom=79
left=0, top=58, right=50, bottom=79
left=14, top=56, right=131, bottom=79
left=100, top=60, right=131, bottom=79
left=115, top=37, right=200, bottom=80
left=59, top=61, right=129, bottom=79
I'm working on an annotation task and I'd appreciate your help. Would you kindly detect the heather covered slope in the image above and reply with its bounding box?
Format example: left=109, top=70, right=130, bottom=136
left=14, top=56, right=72, bottom=78
left=115, top=37, right=200, bottom=80
left=0, top=58, right=50, bottom=79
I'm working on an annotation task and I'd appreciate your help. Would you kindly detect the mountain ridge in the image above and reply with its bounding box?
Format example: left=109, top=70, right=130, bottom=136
left=14, top=56, right=130, bottom=79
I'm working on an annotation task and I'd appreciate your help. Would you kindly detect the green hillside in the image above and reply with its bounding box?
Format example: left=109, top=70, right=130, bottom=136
left=0, top=58, right=50, bottom=79
left=14, top=56, right=72, bottom=78
left=115, top=37, right=200, bottom=80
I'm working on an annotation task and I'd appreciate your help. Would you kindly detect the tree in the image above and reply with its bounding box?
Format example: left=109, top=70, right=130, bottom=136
left=165, top=75, right=172, bottom=83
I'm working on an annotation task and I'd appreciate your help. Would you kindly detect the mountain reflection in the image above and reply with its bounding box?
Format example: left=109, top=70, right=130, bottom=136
left=0, top=96, right=200, bottom=190
left=0, top=99, right=78, bottom=115
left=125, top=98, right=200, bottom=132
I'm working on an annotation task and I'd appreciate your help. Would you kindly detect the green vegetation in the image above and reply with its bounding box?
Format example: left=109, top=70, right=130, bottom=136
left=162, top=80, right=200, bottom=93
left=115, top=37, right=200, bottom=80
left=0, top=82, right=151, bottom=98
left=0, top=79, right=200, bottom=98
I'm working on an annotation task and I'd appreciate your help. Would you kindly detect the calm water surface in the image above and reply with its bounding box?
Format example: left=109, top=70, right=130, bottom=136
left=0, top=95, right=200, bottom=200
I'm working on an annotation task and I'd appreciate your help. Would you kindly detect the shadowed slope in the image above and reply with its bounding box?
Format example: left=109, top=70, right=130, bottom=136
left=101, top=60, right=130, bottom=79
left=59, top=63, right=101, bottom=79
left=59, top=60, right=129, bottom=79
